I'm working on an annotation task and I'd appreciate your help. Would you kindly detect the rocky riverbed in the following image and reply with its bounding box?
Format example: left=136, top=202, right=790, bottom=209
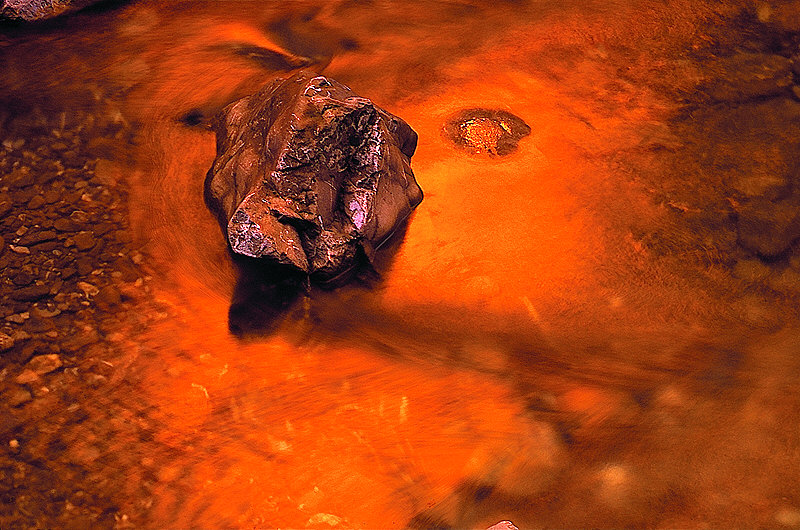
left=0, top=105, right=173, bottom=529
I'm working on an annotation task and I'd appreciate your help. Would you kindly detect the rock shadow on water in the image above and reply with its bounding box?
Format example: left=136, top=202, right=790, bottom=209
left=226, top=224, right=410, bottom=338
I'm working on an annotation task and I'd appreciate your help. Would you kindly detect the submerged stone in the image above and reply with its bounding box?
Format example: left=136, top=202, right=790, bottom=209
left=443, top=108, right=531, bottom=156
left=205, top=70, right=423, bottom=281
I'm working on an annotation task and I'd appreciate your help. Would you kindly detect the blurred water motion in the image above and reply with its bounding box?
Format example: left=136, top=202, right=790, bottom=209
left=2, top=0, right=800, bottom=528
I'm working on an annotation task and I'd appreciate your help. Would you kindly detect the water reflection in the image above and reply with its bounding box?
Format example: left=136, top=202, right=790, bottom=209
left=2, top=0, right=800, bottom=528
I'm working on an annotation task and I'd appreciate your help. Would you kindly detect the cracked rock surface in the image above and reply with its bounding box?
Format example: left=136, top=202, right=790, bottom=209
left=0, top=0, right=101, bottom=21
left=205, top=71, right=423, bottom=282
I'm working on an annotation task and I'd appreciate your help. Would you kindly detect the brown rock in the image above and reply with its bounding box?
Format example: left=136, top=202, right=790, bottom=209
left=12, top=270, right=34, bottom=286
left=43, top=188, right=62, bottom=204
left=0, top=332, right=14, bottom=352
left=14, top=368, right=39, bottom=385
left=53, top=218, right=80, bottom=232
left=76, top=257, right=93, bottom=275
left=19, top=229, right=57, bottom=246
left=0, top=193, right=12, bottom=217
left=73, top=231, right=96, bottom=251
left=206, top=70, right=422, bottom=281
left=96, top=285, right=121, bottom=306
left=10, top=284, right=50, bottom=301
left=92, top=159, right=120, bottom=186
left=27, top=194, right=45, bottom=209
left=26, top=353, right=63, bottom=375
left=77, top=281, right=99, bottom=296
left=0, top=0, right=105, bottom=21
left=8, top=387, right=32, bottom=407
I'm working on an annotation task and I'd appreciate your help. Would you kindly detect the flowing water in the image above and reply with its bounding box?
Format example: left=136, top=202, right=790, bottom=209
left=3, top=0, right=800, bottom=528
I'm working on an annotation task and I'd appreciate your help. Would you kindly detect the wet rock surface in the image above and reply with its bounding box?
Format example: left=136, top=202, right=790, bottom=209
left=205, top=70, right=423, bottom=282
left=0, top=0, right=103, bottom=21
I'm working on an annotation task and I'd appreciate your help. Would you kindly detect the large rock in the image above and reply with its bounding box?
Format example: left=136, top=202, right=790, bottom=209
left=1, top=0, right=102, bottom=21
left=205, top=71, right=423, bottom=281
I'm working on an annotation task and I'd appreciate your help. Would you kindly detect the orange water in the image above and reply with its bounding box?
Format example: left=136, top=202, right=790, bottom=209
left=3, top=1, right=800, bottom=528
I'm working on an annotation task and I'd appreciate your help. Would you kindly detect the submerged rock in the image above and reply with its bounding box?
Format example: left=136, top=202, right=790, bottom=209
left=205, top=71, right=423, bottom=281
left=443, top=108, right=531, bottom=156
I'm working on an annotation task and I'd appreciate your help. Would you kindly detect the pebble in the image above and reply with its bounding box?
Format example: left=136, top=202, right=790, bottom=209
left=596, top=463, right=634, bottom=505
left=114, top=230, right=132, bottom=244
left=69, top=210, right=90, bottom=224
left=3, top=139, right=25, bottom=150
left=86, top=373, right=107, bottom=387
left=76, top=257, right=93, bottom=276
left=0, top=91, right=165, bottom=530
left=8, top=387, right=32, bottom=407
left=12, top=270, right=35, bottom=286
left=92, top=159, right=118, bottom=185
left=27, top=354, right=63, bottom=375
left=10, top=284, right=51, bottom=302
left=11, top=330, right=31, bottom=341
left=14, top=368, right=40, bottom=385
left=73, top=231, right=96, bottom=251
left=43, top=188, right=62, bottom=204
left=0, top=332, right=14, bottom=352
left=31, top=305, right=61, bottom=318
left=10, top=245, right=31, bottom=254
left=0, top=193, right=12, bottom=217
left=27, top=195, right=45, bottom=209
left=53, top=218, right=80, bottom=232
left=96, top=285, right=121, bottom=306
left=307, top=513, right=343, bottom=527
left=77, top=282, right=100, bottom=297
left=19, top=229, right=57, bottom=246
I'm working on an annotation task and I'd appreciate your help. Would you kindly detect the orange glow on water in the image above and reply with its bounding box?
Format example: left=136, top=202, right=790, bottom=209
left=4, top=0, right=800, bottom=528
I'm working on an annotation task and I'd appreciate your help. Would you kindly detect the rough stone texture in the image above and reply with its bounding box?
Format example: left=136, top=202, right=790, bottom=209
left=0, top=0, right=102, bottom=21
left=205, top=71, right=423, bottom=281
